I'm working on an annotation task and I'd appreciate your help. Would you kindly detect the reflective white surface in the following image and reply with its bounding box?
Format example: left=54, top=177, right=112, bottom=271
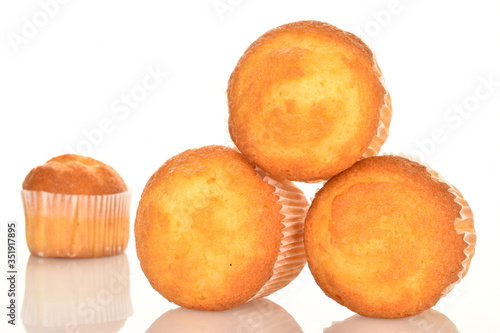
left=325, top=310, right=460, bottom=333
left=12, top=248, right=476, bottom=333
left=146, top=299, right=303, bottom=333
left=2, top=0, right=500, bottom=332
left=22, top=254, right=132, bottom=333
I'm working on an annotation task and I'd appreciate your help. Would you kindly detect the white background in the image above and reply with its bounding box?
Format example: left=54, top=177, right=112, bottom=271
left=1, top=0, right=500, bottom=332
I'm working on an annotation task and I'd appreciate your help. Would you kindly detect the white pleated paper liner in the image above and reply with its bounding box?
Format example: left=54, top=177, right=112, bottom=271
left=361, top=57, right=393, bottom=159
left=146, top=298, right=303, bottom=333
left=21, top=190, right=131, bottom=258
left=21, top=253, right=133, bottom=333
left=250, top=167, right=309, bottom=301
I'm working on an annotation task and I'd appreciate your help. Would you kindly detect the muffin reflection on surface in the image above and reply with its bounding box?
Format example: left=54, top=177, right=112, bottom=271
left=325, top=309, right=460, bottom=333
left=22, top=253, right=132, bottom=333
left=146, top=298, right=303, bottom=333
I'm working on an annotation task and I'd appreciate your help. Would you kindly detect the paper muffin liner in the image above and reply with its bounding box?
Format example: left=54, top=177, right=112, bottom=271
left=249, top=167, right=309, bottom=301
left=21, top=190, right=131, bottom=258
left=361, top=57, right=393, bottom=159
left=392, top=153, right=476, bottom=297
left=21, top=253, right=133, bottom=332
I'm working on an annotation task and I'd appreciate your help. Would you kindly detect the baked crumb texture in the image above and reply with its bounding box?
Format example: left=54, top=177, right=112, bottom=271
left=23, top=154, right=127, bottom=195
left=304, top=155, right=476, bottom=318
left=228, top=20, right=391, bottom=182
left=135, top=145, right=308, bottom=310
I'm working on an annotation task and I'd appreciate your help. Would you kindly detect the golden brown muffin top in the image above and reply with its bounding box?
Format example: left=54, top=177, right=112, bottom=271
left=228, top=20, right=389, bottom=182
left=305, top=155, right=472, bottom=318
left=22, top=154, right=127, bottom=195
left=135, top=145, right=285, bottom=310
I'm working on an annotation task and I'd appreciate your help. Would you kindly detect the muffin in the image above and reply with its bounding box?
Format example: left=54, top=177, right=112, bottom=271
left=21, top=154, right=130, bottom=258
left=228, top=20, right=391, bottom=182
left=135, top=145, right=308, bottom=311
left=304, top=155, right=476, bottom=318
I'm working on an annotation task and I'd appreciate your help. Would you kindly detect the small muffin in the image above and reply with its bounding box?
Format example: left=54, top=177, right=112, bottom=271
left=135, top=145, right=308, bottom=311
left=304, top=155, right=476, bottom=318
left=228, top=20, right=391, bottom=182
left=21, top=154, right=130, bottom=258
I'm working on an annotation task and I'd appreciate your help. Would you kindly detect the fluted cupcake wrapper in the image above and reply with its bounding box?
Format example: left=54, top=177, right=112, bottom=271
left=362, top=57, right=393, bottom=159
left=250, top=168, right=309, bottom=301
left=21, top=190, right=131, bottom=258
left=392, top=154, right=476, bottom=297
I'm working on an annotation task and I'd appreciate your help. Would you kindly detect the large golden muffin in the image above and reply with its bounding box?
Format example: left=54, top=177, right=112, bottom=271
left=228, top=20, right=391, bottom=182
left=304, top=155, right=476, bottom=318
left=22, top=154, right=130, bottom=258
left=135, top=145, right=308, bottom=311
